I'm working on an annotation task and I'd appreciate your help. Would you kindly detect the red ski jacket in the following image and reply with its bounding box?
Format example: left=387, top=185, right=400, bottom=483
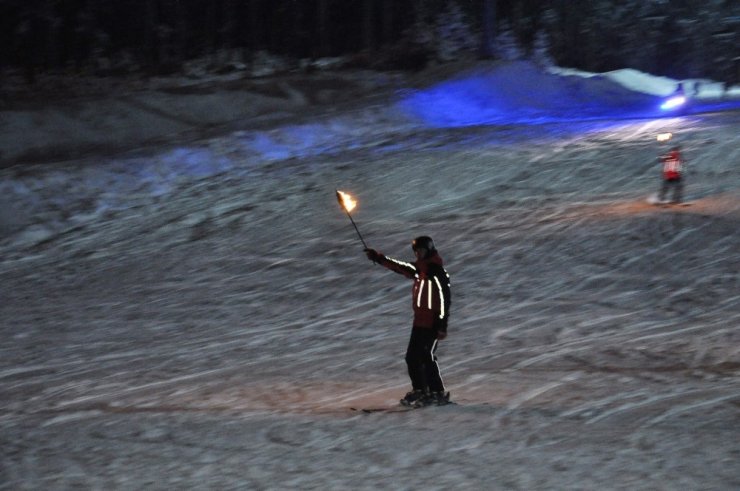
left=661, top=150, right=683, bottom=180
left=375, top=252, right=451, bottom=330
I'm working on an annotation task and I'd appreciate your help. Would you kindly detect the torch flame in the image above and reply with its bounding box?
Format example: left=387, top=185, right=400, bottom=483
left=336, top=190, right=357, bottom=213
left=657, top=132, right=673, bottom=142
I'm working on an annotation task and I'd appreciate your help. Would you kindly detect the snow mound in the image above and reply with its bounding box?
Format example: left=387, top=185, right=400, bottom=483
left=552, top=66, right=740, bottom=100
left=399, top=61, right=740, bottom=127
left=550, top=67, right=680, bottom=96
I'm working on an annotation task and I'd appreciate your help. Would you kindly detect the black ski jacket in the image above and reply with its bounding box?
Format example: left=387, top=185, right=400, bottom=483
left=375, top=251, right=451, bottom=332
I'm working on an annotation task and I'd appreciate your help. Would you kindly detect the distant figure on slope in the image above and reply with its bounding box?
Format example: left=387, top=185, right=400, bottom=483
left=657, top=145, right=686, bottom=204
left=673, top=82, right=685, bottom=98
left=365, top=236, right=452, bottom=407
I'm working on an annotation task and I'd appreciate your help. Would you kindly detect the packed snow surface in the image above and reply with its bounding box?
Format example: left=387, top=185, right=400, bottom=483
left=1, top=62, right=739, bottom=489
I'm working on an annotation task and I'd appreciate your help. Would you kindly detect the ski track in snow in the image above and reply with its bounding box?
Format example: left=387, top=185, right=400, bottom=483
left=1, top=105, right=739, bottom=489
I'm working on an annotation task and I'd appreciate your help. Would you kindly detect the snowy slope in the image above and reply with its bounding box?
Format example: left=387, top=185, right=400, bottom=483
left=1, top=62, right=739, bottom=489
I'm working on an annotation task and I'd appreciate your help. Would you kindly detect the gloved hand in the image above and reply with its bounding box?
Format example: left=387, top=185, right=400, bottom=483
left=365, top=248, right=382, bottom=263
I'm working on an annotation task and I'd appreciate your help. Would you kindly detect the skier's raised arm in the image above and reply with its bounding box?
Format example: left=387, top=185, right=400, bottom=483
left=365, top=248, right=417, bottom=278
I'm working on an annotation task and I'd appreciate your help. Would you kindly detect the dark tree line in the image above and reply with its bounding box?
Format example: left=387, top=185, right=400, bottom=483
left=1, top=0, right=738, bottom=84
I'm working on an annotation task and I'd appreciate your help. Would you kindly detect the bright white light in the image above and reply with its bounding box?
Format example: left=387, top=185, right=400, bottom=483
left=336, top=190, right=357, bottom=213
left=657, top=132, right=673, bottom=142
left=660, top=96, right=686, bottom=110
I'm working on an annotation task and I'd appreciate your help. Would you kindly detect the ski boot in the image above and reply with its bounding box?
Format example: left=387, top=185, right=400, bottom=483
left=400, top=389, right=426, bottom=407
left=419, top=391, right=451, bottom=406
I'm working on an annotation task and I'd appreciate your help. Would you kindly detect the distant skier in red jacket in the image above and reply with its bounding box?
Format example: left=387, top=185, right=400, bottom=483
left=658, top=145, right=686, bottom=204
left=365, top=236, right=451, bottom=407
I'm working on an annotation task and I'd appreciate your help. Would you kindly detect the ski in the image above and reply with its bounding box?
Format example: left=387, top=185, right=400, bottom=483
left=351, top=400, right=456, bottom=414
left=647, top=195, right=694, bottom=207
left=655, top=202, right=693, bottom=207
left=351, top=406, right=418, bottom=414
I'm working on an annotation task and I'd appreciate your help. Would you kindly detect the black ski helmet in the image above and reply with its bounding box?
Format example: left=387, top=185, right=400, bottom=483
left=412, top=236, right=436, bottom=253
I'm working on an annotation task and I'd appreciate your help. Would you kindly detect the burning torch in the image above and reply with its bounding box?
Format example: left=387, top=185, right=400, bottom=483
left=335, top=190, right=368, bottom=250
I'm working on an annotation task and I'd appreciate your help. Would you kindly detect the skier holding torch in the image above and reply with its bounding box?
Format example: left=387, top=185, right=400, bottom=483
left=335, top=190, right=452, bottom=407
left=365, top=237, right=452, bottom=407
left=654, top=136, right=687, bottom=204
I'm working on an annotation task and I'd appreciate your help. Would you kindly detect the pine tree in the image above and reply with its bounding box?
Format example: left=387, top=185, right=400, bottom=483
left=531, top=29, right=554, bottom=68
left=495, top=20, right=524, bottom=62
left=435, top=1, right=478, bottom=62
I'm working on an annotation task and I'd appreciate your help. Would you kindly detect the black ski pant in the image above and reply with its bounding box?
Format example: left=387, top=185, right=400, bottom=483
left=405, top=326, right=445, bottom=393
left=659, top=177, right=683, bottom=203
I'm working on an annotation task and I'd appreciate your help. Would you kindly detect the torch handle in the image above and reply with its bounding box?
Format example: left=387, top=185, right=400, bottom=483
left=346, top=211, right=368, bottom=250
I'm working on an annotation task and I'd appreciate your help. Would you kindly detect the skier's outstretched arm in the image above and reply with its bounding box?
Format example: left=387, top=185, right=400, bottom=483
left=365, top=248, right=416, bottom=278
